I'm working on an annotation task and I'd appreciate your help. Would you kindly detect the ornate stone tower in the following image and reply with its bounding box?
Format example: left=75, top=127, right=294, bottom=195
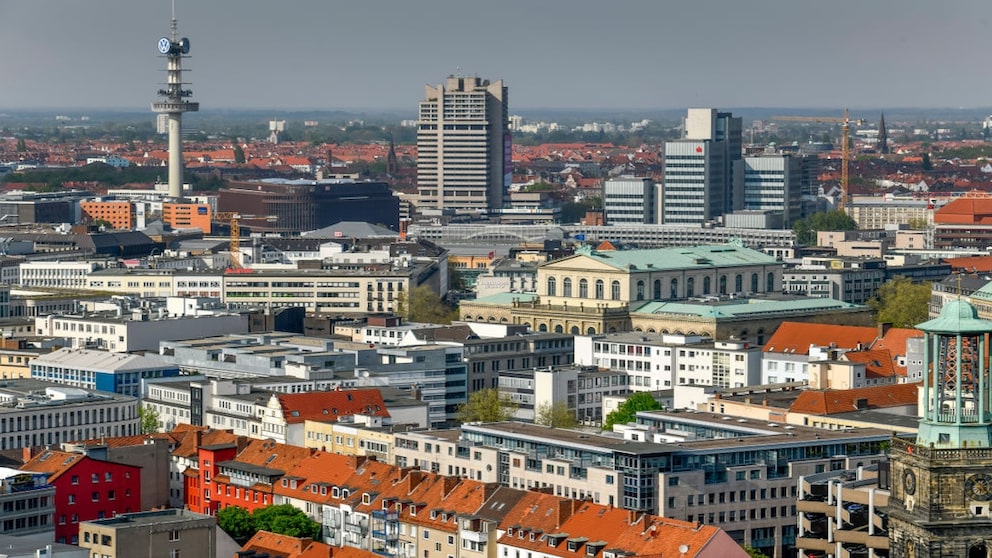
left=886, top=300, right=992, bottom=558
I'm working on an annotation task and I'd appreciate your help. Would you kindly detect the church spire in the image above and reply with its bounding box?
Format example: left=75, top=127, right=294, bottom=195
left=878, top=112, right=889, bottom=154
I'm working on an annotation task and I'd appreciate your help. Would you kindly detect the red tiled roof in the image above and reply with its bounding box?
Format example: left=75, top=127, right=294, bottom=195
left=21, top=450, right=83, bottom=482
left=500, top=502, right=736, bottom=558
left=789, top=382, right=920, bottom=415
left=843, top=349, right=897, bottom=379
left=763, top=322, right=877, bottom=355
left=934, top=196, right=992, bottom=225
left=277, top=388, right=390, bottom=425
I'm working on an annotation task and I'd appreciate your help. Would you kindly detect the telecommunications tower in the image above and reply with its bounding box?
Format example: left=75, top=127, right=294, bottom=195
left=152, top=5, right=199, bottom=198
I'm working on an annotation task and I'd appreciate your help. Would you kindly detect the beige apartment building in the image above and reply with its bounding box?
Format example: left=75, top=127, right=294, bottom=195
left=78, top=509, right=218, bottom=558
left=303, top=415, right=396, bottom=464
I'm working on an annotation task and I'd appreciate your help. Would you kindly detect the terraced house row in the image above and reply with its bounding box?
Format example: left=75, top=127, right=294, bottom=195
left=179, top=429, right=746, bottom=558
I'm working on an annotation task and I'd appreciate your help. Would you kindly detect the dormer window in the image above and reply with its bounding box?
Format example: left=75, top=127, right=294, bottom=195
left=332, top=487, right=340, bottom=498
left=321, top=486, right=327, bottom=496
left=507, top=528, right=514, bottom=536
left=430, top=510, right=438, bottom=519
left=529, top=533, right=535, bottom=541
left=342, top=489, right=350, bottom=498
left=281, top=479, right=288, bottom=487
left=290, top=480, right=297, bottom=489
left=362, top=493, right=371, bottom=505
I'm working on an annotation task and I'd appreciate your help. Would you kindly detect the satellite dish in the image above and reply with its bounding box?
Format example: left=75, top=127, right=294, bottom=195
left=179, top=37, right=190, bottom=54
left=678, top=544, right=689, bottom=554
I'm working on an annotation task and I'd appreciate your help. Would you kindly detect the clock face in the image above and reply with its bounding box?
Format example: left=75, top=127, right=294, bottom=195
left=903, top=469, right=916, bottom=495
left=158, top=37, right=172, bottom=54
left=965, top=473, right=992, bottom=501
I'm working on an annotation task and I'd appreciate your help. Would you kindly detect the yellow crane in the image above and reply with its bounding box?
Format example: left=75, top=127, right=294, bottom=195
left=213, top=212, right=277, bottom=269
left=770, top=109, right=865, bottom=211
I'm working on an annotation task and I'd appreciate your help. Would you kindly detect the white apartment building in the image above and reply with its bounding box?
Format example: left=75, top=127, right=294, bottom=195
left=574, top=332, right=762, bottom=390
left=19, top=261, right=97, bottom=289
left=35, top=311, right=249, bottom=352
left=0, top=380, right=139, bottom=450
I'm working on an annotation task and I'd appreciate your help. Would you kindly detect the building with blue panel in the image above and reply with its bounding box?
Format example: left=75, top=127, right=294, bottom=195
left=30, top=348, right=179, bottom=397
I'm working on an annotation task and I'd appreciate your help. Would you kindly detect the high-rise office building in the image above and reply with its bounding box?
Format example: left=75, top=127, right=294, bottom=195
left=743, top=154, right=802, bottom=227
left=662, top=109, right=742, bottom=224
left=416, top=76, right=510, bottom=213
left=603, top=177, right=658, bottom=224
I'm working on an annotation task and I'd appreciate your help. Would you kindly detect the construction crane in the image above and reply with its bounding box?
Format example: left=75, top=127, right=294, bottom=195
left=213, top=212, right=277, bottom=269
left=770, top=108, right=865, bottom=211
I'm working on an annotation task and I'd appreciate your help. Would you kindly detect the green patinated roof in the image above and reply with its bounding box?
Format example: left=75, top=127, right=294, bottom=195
left=568, top=243, right=777, bottom=271
left=970, top=280, right=992, bottom=301
left=917, top=299, right=992, bottom=334
left=469, top=292, right=539, bottom=305
left=630, top=297, right=861, bottom=319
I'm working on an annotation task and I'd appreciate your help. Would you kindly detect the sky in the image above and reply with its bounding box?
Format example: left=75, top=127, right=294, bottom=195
left=2, top=0, right=991, bottom=112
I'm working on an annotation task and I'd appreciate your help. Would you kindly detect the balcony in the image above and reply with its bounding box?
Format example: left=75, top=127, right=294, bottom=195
left=460, top=529, right=487, bottom=544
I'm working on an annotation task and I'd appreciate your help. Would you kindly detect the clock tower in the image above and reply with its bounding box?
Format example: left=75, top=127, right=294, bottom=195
left=887, top=300, right=992, bottom=557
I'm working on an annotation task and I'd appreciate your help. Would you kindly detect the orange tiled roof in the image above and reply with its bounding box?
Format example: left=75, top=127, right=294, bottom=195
left=763, top=322, right=878, bottom=355
left=277, top=388, right=390, bottom=425
left=501, top=502, right=731, bottom=558
left=789, top=382, right=920, bottom=415
left=21, top=450, right=84, bottom=482
left=934, top=197, right=992, bottom=225
left=843, top=349, right=897, bottom=379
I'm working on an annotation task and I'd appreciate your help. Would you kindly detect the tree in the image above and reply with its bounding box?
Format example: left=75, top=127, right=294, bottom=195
left=217, top=505, right=321, bottom=543
left=217, top=506, right=255, bottom=543
left=137, top=404, right=160, bottom=434
left=792, top=210, right=858, bottom=246
left=922, top=152, right=933, bottom=171
left=233, top=144, right=246, bottom=164
left=400, top=285, right=458, bottom=324
left=868, top=276, right=932, bottom=328
left=602, top=392, right=662, bottom=431
left=456, top=388, right=518, bottom=423
left=252, top=504, right=322, bottom=540
left=742, top=546, right=770, bottom=558
left=535, top=401, right=578, bottom=428
left=15, top=138, right=27, bottom=152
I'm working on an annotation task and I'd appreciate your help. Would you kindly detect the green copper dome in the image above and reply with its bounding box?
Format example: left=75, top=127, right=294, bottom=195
left=916, top=299, right=992, bottom=334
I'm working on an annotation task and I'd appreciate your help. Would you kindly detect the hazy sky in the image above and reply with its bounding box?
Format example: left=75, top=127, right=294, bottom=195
left=2, top=0, right=991, bottom=111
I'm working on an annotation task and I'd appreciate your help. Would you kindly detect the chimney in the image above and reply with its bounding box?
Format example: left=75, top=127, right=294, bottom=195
left=441, top=475, right=460, bottom=497
left=406, top=470, right=426, bottom=492
left=349, top=455, right=369, bottom=470
left=557, top=498, right=578, bottom=528
left=194, top=429, right=202, bottom=449
left=878, top=322, right=892, bottom=339
left=22, top=446, right=39, bottom=464
left=626, top=509, right=643, bottom=525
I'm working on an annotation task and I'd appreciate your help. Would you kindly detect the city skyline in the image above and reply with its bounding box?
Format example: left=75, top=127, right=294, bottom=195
left=1, top=1, right=991, bottom=111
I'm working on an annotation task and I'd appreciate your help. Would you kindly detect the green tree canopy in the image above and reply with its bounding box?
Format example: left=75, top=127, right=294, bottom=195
left=400, top=285, right=459, bottom=324
left=137, top=404, right=160, bottom=434
left=252, top=505, right=322, bottom=540
left=217, top=506, right=255, bottom=543
left=792, top=210, right=858, bottom=246
left=535, top=401, right=579, bottom=428
left=233, top=144, right=246, bottom=164
left=742, top=546, right=771, bottom=558
left=602, top=392, right=662, bottom=431
left=456, top=388, right=518, bottom=423
left=868, top=276, right=932, bottom=328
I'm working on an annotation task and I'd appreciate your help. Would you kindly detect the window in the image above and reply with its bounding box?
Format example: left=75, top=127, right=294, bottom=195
left=703, top=276, right=711, bottom=295
left=611, top=280, right=620, bottom=300
left=686, top=277, right=695, bottom=298
left=563, top=278, right=572, bottom=297
left=171, top=550, right=181, bottom=558
left=579, top=279, right=588, bottom=298
left=670, top=278, right=678, bottom=299
left=547, top=277, right=556, bottom=296
left=169, top=529, right=180, bottom=541
left=595, top=280, right=604, bottom=299
left=636, top=281, right=645, bottom=301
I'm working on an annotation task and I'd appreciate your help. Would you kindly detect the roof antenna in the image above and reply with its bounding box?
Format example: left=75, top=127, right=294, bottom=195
left=171, top=0, right=177, bottom=41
